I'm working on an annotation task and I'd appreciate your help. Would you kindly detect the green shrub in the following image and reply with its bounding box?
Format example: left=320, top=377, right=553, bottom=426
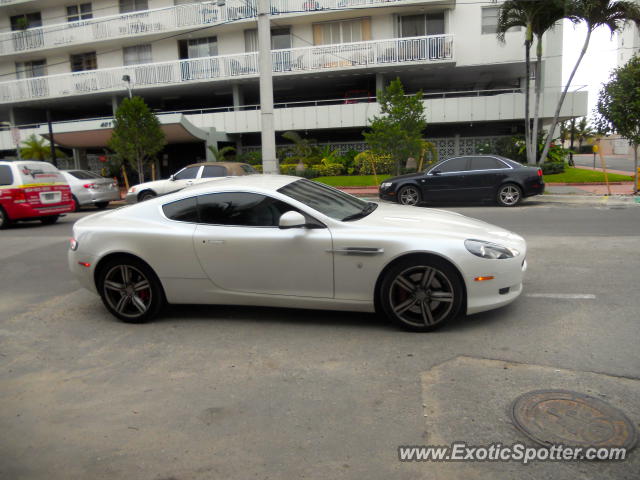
left=300, top=167, right=319, bottom=179
left=541, top=162, right=565, bottom=175
left=279, top=163, right=299, bottom=175
left=316, top=163, right=344, bottom=176
left=238, top=151, right=262, bottom=166
left=354, top=151, right=395, bottom=175
left=253, top=164, right=263, bottom=173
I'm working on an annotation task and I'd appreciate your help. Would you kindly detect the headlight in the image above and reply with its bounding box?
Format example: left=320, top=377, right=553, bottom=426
left=465, top=239, right=519, bottom=259
left=380, top=182, right=393, bottom=189
left=128, top=186, right=136, bottom=193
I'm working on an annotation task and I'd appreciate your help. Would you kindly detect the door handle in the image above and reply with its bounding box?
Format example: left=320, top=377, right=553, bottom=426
left=201, top=239, right=224, bottom=244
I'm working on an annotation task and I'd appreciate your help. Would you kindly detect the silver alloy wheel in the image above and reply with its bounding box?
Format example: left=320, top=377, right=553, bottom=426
left=388, top=265, right=454, bottom=327
left=499, top=185, right=521, bottom=206
left=103, top=264, right=153, bottom=320
left=399, top=186, right=420, bottom=206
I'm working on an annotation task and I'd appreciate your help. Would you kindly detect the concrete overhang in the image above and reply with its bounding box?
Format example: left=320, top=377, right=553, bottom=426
left=38, top=113, right=221, bottom=148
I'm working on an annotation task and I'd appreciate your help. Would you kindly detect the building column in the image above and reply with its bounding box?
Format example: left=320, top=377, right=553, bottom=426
left=232, top=84, right=244, bottom=112
left=375, top=73, right=385, bottom=93
left=235, top=134, right=243, bottom=156
left=73, top=148, right=88, bottom=169
left=111, top=95, right=120, bottom=116
left=454, top=134, right=460, bottom=156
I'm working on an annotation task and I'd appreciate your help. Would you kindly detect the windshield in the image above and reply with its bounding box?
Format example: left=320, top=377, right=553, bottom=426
left=68, top=170, right=102, bottom=180
left=278, top=179, right=370, bottom=221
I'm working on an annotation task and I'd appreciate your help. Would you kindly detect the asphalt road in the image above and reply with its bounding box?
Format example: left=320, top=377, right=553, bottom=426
left=1, top=203, right=640, bottom=479
left=573, top=154, right=637, bottom=173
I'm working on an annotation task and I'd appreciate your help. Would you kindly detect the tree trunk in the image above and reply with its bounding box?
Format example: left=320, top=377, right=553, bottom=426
left=524, top=38, right=533, bottom=165
left=531, top=36, right=543, bottom=164
left=634, top=143, right=638, bottom=195
left=137, top=153, right=145, bottom=184
left=540, top=28, right=592, bottom=165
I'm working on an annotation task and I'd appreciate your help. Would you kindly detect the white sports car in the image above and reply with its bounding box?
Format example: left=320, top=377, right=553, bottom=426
left=69, top=175, right=527, bottom=331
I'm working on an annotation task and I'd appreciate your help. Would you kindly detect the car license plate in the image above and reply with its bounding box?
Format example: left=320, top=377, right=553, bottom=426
left=40, top=191, right=61, bottom=204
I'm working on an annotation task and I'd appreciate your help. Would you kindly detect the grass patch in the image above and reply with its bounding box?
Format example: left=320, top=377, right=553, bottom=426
left=314, top=175, right=391, bottom=187
left=545, top=168, right=633, bottom=183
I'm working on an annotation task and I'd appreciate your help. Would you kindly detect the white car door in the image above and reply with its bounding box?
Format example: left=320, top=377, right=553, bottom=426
left=192, top=192, right=334, bottom=298
left=160, top=165, right=202, bottom=194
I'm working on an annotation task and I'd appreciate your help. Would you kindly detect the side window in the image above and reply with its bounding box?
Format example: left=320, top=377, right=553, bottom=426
left=436, top=157, right=469, bottom=173
left=173, top=166, right=200, bottom=180
left=241, top=164, right=256, bottom=174
left=162, top=197, right=198, bottom=222
left=470, top=157, right=509, bottom=171
left=0, top=165, right=14, bottom=185
left=197, top=192, right=296, bottom=227
left=201, top=165, right=227, bottom=178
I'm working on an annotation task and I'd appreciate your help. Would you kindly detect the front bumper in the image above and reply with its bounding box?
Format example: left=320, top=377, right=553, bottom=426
left=125, top=192, right=138, bottom=204
left=465, top=256, right=527, bottom=315
left=68, top=250, right=98, bottom=294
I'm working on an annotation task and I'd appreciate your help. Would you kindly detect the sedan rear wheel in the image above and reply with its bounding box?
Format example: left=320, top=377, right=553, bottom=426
left=97, top=258, right=164, bottom=323
left=398, top=185, right=421, bottom=206
left=138, top=191, right=156, bottom=202
left=0, top=207, right=10, bottom=229
left=497, top=183, right=522, bottom=207
left=380, top=257, right=463, bottom=331
left=95, top=201, right=109, bottom=210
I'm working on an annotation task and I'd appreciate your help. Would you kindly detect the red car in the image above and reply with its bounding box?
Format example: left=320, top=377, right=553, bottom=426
left=0, top=160, right=75, bottom=228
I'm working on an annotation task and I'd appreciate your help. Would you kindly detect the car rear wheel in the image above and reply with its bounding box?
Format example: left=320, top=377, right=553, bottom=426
left=0, top=207, right=11, bottom=229
left=379, top=257, right=463, bottom=332
left=497, top=183, right=522, bottom=207
left=95, top=201, right=109, bottom=210
left=97, top=257, right=164, bottom=323
left=398, top=185, right=421, bottom=206
left=72, top=195, right=81, bottom=212
left=40, top=215, right=59, bottom=225
left=138, top=191, right=156, bottom=202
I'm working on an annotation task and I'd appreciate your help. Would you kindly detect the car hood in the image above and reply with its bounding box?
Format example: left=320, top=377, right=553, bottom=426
left=356, top=203, right=525, bottom=247
left=384, top=172, right=424, bottom=183
left=131, top=179, right=172, bottom=192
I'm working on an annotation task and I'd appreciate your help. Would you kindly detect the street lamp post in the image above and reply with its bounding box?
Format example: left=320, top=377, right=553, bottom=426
left=257, top=0, right=278, bottom=174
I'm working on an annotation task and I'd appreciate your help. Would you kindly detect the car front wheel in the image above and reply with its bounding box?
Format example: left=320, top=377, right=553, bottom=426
left=497, top=183, right=522, bottom=207
left=398, top=185, right=421, bottom=206
left=97, top=257, right=164, bottom=323
left=138, top=191, right=156, bottom=202
left=379, top=257, right=464, bottom=332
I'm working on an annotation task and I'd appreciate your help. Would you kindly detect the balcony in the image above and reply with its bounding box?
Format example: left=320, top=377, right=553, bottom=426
left=0, top=1, right=257, bottom=57
left=0, top=35, right=454, bottom=105
left=269, top=0, right=436, bottom=14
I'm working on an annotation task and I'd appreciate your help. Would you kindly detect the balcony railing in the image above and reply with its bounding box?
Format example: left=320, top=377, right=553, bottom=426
left=270, top=0, right=421, bottom=13
left=0, top=35, right=453, bottom=104
left=0, top=1, right=257, bottom=56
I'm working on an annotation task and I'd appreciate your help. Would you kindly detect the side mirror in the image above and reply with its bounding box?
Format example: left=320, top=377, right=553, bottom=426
left=431, top=170, right=441, bottom=176
left=279, top=211, right=307, bottom=229
left=169, top=174, right=175, bottom=181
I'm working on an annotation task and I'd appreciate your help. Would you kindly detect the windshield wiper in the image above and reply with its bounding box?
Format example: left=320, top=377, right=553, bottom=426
left=341, top=202, right=378, bottom=222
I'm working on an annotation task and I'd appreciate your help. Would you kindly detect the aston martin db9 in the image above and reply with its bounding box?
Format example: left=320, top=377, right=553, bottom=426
left=69, top=175, right=527, bottom=331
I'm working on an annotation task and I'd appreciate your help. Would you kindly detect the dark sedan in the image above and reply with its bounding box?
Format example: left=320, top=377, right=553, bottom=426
left=379, top=155, right=544, bottom=207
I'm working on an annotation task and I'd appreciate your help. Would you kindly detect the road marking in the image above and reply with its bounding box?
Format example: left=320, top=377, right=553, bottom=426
left=526, top=293, right=596, bottom=299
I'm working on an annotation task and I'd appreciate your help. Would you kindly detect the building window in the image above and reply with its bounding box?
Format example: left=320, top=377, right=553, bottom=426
left=481, top=7, right=499, bottom=34
left=67, top=3, right=93, bottom=22
left=244, top=28, right=291, bottom=52
left=70, top=52, right=97, bottom=71
left=10, top=12, right=42, bottom=31
left=123, top=44, right=152, bottom=65
left=398, top=13, right=445, bottom=37
left=178, top=37, right=218, bottom=59
left=313, top=18, right=370, bottom=45
left=119, top=0, right=148, bottom=13
left=16, top=59, right=47, bottom=78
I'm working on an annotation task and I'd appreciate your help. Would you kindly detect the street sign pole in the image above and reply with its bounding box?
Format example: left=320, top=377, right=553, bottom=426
left=257, top=0, right=278, bottom=174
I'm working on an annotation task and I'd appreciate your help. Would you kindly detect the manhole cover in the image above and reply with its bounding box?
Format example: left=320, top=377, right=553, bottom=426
left=510, top=390, right=637, bottom=449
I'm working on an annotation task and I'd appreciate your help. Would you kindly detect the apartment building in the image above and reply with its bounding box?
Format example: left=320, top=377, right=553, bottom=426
left=0, top=0, right=587, bottom=173
left=617, top=5, right=640, bottom=68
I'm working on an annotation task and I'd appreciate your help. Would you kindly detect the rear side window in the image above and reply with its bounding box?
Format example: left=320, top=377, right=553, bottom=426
left=241, top=165, right=256, bottom=174
left=18, top=162, right=65, bottom=185
left=470, top=157, right=509, bottom=170
left=435, top=157, right=469, bottom=173
left=162, top=197, right=198, bottom=222
left=201, top=165, right=227, bottom=178
left=0, top=165, right=13, bottom=185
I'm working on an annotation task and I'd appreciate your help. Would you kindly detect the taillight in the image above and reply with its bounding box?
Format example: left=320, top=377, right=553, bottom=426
left=83, top=183, right=95, bottom=189
left=11, top=189, right=27, bottom=202
left=537, top=168, right=543, bottom=177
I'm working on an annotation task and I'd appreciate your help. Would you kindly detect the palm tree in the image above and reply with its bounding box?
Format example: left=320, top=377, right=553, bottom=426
left=497, top=0, right=569, bottom=165
left=207, top=145, right=236, bottom=161
left=539, top=0, right=640, bottom=163
left=282, top=130, right=317, bottom=159
left=20, top=134, right=67, bottom=161
left=575, top=117, right=595, bottom=150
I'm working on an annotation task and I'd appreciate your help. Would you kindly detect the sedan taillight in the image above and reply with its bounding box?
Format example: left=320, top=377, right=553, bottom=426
left=537, top=168, right=543, bottom=177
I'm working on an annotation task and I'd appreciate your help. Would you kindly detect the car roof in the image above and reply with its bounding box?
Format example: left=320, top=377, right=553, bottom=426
left=181, top=174, right=299, bottom=195
left=185, top=161, right=251, bottom=168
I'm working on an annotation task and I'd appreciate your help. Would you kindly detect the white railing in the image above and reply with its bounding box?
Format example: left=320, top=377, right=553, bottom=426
left=0, top=35, right=453, bottom=104
left=0, top=1, right=257, bottom=56
left=270, top=0, right=415, bottom=13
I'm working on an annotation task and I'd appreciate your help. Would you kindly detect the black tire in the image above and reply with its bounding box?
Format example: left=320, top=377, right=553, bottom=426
left=0, top=207, right=11, bottom=229
left=72, top=195, right=81, bottom=212
left=379, top=256, right=464, bottom=332
left=496, top=183, right=522, bottom=207
left=138, top=191, right=156, bottom=202
left=40, top=215, right=59, bottom=225
left=96, top=256, right=165, bottom=323
left=95, top=201, right=109, bottom=210
left=397, top=185, right=421, bottom=206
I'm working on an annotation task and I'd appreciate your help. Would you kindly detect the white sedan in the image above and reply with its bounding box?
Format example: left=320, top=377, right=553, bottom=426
left=69, top=175, right=527, bottom=331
